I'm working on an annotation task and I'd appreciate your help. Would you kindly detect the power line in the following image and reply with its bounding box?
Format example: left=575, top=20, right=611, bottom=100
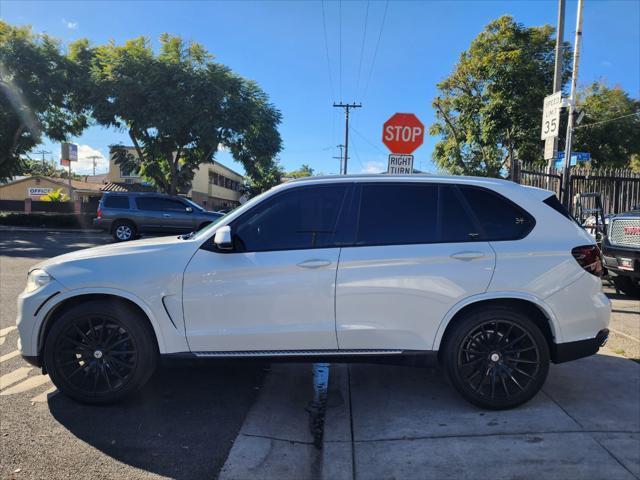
left=355, top=0, right=370, bottom=99
left=362, top=0, right=389, bottom=100
left=351, top=125, right=386, bottom=155
left=339, top=0, right=342, bottom=101
left=573, top=112, right=639, bottom=130
left=320, top=0, right=335, bottom=99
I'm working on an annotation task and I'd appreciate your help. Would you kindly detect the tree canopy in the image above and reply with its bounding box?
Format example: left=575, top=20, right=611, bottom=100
left=73, top=33, right=282, bottom=194
left=573, top=82, right=640, bottom=169
left=0, top=21, right=88, bottom=180
left=286, top=164, right=314, bottom=178
left=429, top=16, right=571, bottom=176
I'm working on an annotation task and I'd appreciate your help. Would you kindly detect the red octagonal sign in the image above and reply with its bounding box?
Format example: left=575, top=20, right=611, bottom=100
left=382, top=113, right=425, bottom=154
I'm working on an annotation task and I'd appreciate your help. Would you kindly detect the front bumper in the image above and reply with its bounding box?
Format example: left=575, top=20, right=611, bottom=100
left=602, top=240, right=640, bottom=279
left=551, top=329, right=609, bottom=363
left=16, top=279, right=66, bottom=361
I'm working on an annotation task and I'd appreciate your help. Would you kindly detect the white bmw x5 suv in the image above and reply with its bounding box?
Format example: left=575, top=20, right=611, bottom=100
left=16, top=175, right=610, bottom=409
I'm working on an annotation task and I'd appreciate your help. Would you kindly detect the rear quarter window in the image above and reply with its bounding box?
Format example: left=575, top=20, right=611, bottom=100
left=103, top=196, right=130, bottom=209
left=459, top=186, right=535, bottom=241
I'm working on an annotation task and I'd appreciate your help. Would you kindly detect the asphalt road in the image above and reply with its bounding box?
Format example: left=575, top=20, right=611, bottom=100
left=0, top=230, right=266, bottom=480
left=1, top=229, right=638, bottom=479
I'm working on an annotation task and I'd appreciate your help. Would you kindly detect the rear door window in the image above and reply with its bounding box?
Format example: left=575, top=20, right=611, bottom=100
left=459, top=186, right=534, bottom=240
left=356, top=183, right=438, bottom=245
left=438, top=185, right=482, bottom=242
left=136, top=197, right=188, bottom=212
left=103, top=195, right=130, bottom=209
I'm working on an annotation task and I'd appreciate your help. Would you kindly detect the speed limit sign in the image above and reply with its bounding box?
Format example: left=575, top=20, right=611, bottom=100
left=541, top=92, right=562, bottom=140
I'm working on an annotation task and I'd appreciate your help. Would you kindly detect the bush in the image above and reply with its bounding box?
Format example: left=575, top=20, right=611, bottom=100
left=0, top=213, right=96, bottom=229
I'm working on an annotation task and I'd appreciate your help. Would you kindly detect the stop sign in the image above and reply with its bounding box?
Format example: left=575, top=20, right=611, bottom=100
left=382, top=113, right=425, bottom=154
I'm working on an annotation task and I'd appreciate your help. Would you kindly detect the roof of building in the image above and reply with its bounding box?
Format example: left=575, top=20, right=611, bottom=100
left=0, top=175, right=103, bottom=192
left=100, top=182, right=156, bottom=192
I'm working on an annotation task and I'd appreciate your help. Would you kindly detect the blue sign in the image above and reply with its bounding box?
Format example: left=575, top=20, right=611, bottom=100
left=553, top=151, right=590, bottom=169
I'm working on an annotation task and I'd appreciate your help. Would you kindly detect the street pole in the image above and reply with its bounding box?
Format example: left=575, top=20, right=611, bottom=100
left=547, top=0, right=566, bottom=171
left=333, top=102, right=362, bottom=174
left=87, top=155, right=101, bottom=175
left=562, top=0, right=583, bottom=208
left=332, top=144, right=345, bottom=176
left=33, top=150, right=51, bottom=170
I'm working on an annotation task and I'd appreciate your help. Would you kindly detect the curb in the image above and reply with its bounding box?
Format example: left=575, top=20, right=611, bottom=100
left=0, top=226, right=104, bottom=233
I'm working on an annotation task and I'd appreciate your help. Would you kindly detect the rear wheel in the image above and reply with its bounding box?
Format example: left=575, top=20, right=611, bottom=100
left=112, top=221, right=136, bottom=242
left=442, top=307, right=550, bottom=410
left=613, top=276, right=640, bottom=298
left=43, top=299, right=157, bottom=405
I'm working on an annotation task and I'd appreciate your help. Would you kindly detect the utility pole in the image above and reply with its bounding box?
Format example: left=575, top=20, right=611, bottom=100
left=332, top=144, right=345, bottom=176
left=87, top=155, right=101, bottom=176
left=33, top=150, right=51, bottom=170
left=547, top=0, right=566, bottom=171
left=333, top=102, right=362, bottom=174
left=562, top=0, right=584, bottom=208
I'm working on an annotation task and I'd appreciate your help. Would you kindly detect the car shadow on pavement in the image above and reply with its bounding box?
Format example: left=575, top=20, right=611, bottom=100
left=48, top=363, right=266, bottom=480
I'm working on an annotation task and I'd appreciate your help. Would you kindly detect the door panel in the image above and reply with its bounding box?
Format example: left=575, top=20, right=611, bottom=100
left=336, top=243, right=495, bottom=350
left=183, top=248, right=340, bottom=351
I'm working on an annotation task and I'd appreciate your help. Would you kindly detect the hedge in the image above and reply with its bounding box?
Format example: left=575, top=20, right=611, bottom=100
left=0, top=213, right=97, bottom=229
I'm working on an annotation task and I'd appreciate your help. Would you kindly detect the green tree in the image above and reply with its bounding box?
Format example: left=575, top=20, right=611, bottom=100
left=19, top=158, right=63, bottom=177
left=286, top=164, right=314, bottom=178
left=573, top=82, right=640, bottom=169
left=0, top=22, right=88, bottom=180
left=429, top=16, right=571, bottom=176
left=75, top=34, right=282, bottom=195
left=242, top=160, right=284, bottom=198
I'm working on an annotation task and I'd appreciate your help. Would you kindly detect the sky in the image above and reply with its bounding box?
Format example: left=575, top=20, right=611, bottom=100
left=1, top=0, right=639, bottom=176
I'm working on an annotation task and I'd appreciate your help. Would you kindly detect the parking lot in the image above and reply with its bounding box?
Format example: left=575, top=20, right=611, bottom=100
left=1, top=229, right=639, bottom=479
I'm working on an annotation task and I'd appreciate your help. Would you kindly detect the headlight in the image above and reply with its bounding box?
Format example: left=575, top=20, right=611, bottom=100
left=24, top=269, right=51, bottom=293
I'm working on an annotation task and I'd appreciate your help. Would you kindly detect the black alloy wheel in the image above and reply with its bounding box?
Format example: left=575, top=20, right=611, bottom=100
left=44, top=300, right=157, bottom=404
left=443, top=307, right=550, bottom=410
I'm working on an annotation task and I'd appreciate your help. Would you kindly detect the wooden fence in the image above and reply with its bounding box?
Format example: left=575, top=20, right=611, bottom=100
left=520, top=165, right=640, bottom=216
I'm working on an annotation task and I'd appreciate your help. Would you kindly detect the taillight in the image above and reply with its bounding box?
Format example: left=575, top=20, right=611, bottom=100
left=97, top=207, right=102, bottom=219
left=571, top=245, right=603, bottom=277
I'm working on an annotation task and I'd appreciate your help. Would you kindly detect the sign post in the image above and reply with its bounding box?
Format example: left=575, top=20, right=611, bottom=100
left=61, top=143, right=78, bottom=200
left=382, top=113, right=424, bottom=174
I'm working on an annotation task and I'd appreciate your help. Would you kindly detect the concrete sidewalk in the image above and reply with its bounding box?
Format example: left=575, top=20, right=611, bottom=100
left=220, top=353, right=640, bottom=480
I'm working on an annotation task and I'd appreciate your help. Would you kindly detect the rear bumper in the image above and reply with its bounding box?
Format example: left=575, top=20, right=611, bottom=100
left=551, top=329, right=609, bottom=363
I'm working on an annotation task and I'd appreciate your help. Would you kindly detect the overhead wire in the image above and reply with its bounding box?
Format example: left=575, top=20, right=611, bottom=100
left=320, top=0, right=335, bottom=100
left=362, top=0, right=389, bottom=100
left=355, top=0, right=370, bottom=100
left=339, top=0, right=342, bottom=101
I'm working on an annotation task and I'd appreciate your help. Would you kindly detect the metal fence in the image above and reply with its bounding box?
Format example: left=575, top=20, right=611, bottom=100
left=520, top=165, right=640, bottom=216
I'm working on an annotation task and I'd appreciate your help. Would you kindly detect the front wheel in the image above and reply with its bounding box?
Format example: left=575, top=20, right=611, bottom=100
left=442, top=307, right=550, bottom=410
left=43, top=299, right=157, bottom=404
left=613, top=276, right=640, bottom=298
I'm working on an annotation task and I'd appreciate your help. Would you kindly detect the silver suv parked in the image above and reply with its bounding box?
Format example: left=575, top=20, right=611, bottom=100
left=93, top=192, right=224, bottom=241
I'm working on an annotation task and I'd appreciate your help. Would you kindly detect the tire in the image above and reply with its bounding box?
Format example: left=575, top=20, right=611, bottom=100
left=442, top=306, right=550, bottom=410
left=112, top=221, right=136, bottom=242
left=613, top=276, right=640, bottom=298
left=43, top=299, right=158, bottom=405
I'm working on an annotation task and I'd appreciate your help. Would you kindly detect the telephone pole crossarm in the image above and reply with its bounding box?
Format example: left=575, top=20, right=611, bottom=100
left=333, top=102, right=362, bottom=175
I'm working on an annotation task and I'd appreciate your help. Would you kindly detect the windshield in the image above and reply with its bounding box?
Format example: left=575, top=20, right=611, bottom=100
left=183, top=198, right=205, bottom=212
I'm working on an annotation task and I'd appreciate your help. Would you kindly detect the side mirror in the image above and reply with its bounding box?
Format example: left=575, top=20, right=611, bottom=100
left=214, top=225, right=233, bottom=250
left=185, top=206, right=193, bottom=213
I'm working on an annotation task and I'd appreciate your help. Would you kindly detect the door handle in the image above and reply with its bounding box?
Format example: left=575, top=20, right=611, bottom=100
left=297, top=259, right=332, bottom=269
left=450, top=251, right=485, bottom=261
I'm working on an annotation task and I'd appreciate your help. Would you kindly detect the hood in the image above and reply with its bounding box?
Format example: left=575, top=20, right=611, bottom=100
left=33, top=235, right=200, bottom=292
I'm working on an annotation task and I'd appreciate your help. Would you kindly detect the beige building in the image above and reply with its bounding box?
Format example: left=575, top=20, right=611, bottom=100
left=108, top=146, right=244, bottom=210
left=0, top=175, right=102, bottom=202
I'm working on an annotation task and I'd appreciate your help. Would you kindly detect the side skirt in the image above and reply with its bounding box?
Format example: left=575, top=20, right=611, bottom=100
left=161, top=349, right=439, bottom=367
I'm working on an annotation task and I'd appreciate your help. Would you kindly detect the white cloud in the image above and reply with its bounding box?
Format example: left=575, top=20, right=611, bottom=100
left=72, top=145, right=108, bottom=175
left=360, top=161, right=386, bottom=174
left=62, top=19, right=78, bottom=30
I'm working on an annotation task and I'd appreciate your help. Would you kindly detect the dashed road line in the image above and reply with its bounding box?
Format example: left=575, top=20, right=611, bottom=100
left=1, top=374, right=51, bottom=396
left=0, top=367, right=32, bottom=390
left=0, top=326, right=17, bottom=337
left=31, top=386, right=58, bottom=403
left=610, top=327, right=640, bottom=343
left=0, top=350, right=21, bottom=363
left=0, top=337, right=5, bottom=346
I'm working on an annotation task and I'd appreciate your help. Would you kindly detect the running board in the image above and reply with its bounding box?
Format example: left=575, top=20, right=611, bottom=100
left=192, top=349, right=404, bottom=358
